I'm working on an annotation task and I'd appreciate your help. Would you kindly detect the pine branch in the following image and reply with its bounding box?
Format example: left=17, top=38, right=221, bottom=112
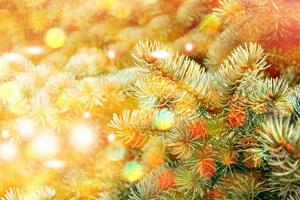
left=133, top=41, right=212, bottom=107
left=288, top=191, right=300, bottom=200
left=291, top=85, right=300, bottom=117
left=132, top=74, right=199, bottom=116
left=129, top=166, right=171, bottom=200
left=109, top=109, right=176, bottom=148
left=98, top=181, right=130, bottom=200
left=242, top=78, right=292, bottom=115
left=167, top=121, right=202, bottom=160
left=98, top=67, right=146, bottom=87
left=213, top=0, right=244, bottom=24
left=176, top=0, right=211, bottom=26
left=27, top=186, right=56, bottom=200
left=204, top=26, right=242, bottom=68
left=214, top=43, right=269, bottom=107
left=1, top=186, right=55, bottom=200
left=1, top=188, right=25, bottom=200
left=294, top=85, right=300, bottom=101
left=175, top=165, right=209, bottom=199
left=258, top=117, right=299, bottom=148
left=216, top=174, right=265, bottom=200
left=255, top=117, right=300, bottom=197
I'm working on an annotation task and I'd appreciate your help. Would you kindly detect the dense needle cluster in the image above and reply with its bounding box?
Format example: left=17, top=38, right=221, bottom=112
left=110, top=41, right=300, bottom=199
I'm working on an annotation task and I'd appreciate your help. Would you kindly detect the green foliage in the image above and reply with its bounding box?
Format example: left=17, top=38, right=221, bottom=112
left=1, top=186, right=55, bottom=200
left=175, top=166, right=209, bottom=199
left=111, top=41, right=300, bottom=199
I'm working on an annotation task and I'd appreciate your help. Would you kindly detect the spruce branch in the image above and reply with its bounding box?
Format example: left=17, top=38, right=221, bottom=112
left=129, top=166, right=173, bottom=200
left=1, top=188, right=25, bottom=200
left=243, top=78, right=292, bottom=115
left=175, top=165, right=208, bottom=199
left=132, top=74, right=199, bottom=116
left=1, top=186, right=55, bottom=200
left=258, top=117, right=300, bottom=148
left=204, top=26, right=242, bottom=68
left=213, top=0, right=244, bottom=24
left=292, top=85, right=300, bottom=117
left=176, top=0, right=214, bottom=26
left=109, top=109, right=177, bottom=148
left=167, top=122, right=202, bottom=160
left=255, top=117, right=300, bottom=197
left=216, top=174, right=265, bottom=200
left=214, top=42, right=269, bottom=107
left=27, top=186, right=56, bottom=200
left=288, top=191, right=300, bottom=200
left=133, top=41, right=212, bottom=107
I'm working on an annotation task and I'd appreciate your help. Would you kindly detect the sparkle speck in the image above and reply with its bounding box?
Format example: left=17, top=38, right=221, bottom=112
left=16, top=118, right=36, bottom=139
left=151, top=50, right=170, bottom=59
left=26, top=46, right=44, bottom=55
left=184, top=42, right=194, bottom=52
left=31, top=132, right=60, bottom=157
left=0, top=142, right=18, bottom=161
left=83, top=111, right=91, bottom=119
left=1, top=130, right=10, bottom=139
left=69, top=123, right=97, bottom=152
left=107, top=49, right=116, bottom=59
left=107, top=133, right=116, bottom=142
left=44, top=160, right=65, bottom=169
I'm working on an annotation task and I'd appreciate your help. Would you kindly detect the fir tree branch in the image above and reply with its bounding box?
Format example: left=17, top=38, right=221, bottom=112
left=132, top=74, right=199, bottom=116
left=216, top=174, right=265, bottom=200
left=204, top=26, right=242, bottom=68
left=109, top=109, right=177, bottom=148
left=133, top=41, right=212, bottom=107
left=214, top=42, right=269, bottom=107
left=167, top=121, right=202, bottom=160
left=129, top=166, right=171, bottom=200
left=213, top=0, right=244, bottom=25
left=1, top=188, right=26, bottom=200
left=1, top=186, right=55, bottom=200
left=255, top=117, right=300, bottom=197
left=175, top=165, right=208, bottom=199
left=242, top=78, right=292, bottom=115
left=27, top=186, right=56, bottom=200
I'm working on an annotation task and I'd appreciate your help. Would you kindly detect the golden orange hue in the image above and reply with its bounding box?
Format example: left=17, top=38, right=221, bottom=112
left=189, top=118, right=208, bottom=139
left=206, top=189, right=226, bottom=200
left=228, top=107, right=246, bottom=127
left=198, top=158, right=216, bottom=178
left=158, top=169, right=176, bottom=190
